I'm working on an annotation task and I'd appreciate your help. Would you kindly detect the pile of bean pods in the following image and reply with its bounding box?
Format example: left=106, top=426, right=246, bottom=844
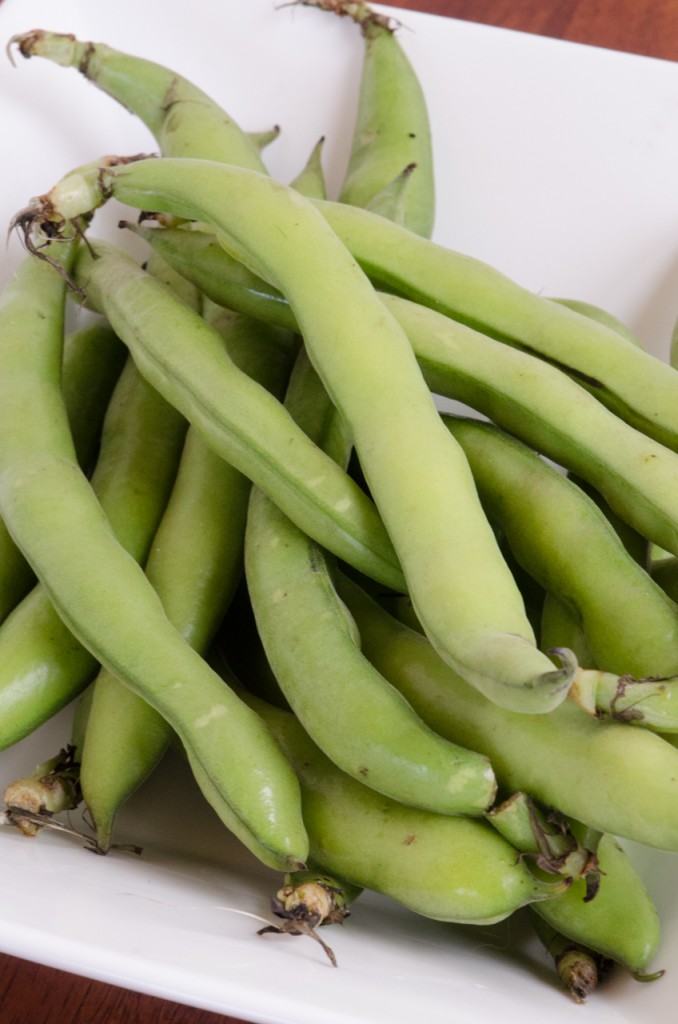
left=2, top=0, right=678, bottom=1004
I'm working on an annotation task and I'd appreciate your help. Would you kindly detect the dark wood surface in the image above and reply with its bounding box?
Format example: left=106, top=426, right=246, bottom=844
left=2, top=2, right=676, bottom=1022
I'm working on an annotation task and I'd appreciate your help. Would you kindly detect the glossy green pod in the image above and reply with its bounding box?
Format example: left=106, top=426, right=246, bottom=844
left=245, top=358, right=497, bottom=816
left=338, top=575, right=678, bottom=850
left=29, top=155, right=575, bottom=714
left=0, top=244, right=308, bottom=871
left=222, top=681, right=567, bottom=926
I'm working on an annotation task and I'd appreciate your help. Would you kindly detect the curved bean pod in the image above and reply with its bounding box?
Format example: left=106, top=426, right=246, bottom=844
left=302, top=0, right=435, bottom=236
left=217, top=678, right=567, bottom=926
left=0, top=321, right=125, bottom=626
left=11, top=30, right=265, bottom=170
left=0, top=349, right=188, bottom=752
left=80, top=307, right=296, bottom=850
left=243, top=23, right=456, bottom=813
left=0, top=244, right=308, bottom=871
left=28, top=155, right=575, bottom=714
left=337, top=575, right=678, bottom=850
left=70, top=235, right=403, bottom=592
left=441, top=416, right=678, bottom=731
left=245, top=351, right=496, bottom=816
left=315, top=198, right=678, bottom=452
left=127, top=223, right=678, bottom=563
left=531, top=830, right=662, bottom=979
left=442, top=415, right=678, bottom=680
left=15, top=35, right=309, bottom=850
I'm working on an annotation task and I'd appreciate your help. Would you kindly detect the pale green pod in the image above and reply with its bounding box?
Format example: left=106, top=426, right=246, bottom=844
left=0, top=321, right=126, bottom=626
left=245, top=343, right=495, bottom=815
left=119, top=224, right=678, bottom=567
left=442, top=415, right=678, bottom=680
left=337, top=575, right=678, bottom=851
left=532, top=831, right=662, bottom=977
left=0, top=353, right=187, bottom=752
left=0, top=244, right=309, bottom=872
left=31, top=155, right=575, bottom=714
left=71, top=236, right=404, bottom=593
left=246, top=484, right=497, bottom=816
left=326, top=0, right=435, bottom=237
left=11, top=30, right=266, bottom=170
left=316, top=198, right=678, bottom=453
left=80, top=298, right=297, bottom=851
left=230, top=686, right=567, bottom=926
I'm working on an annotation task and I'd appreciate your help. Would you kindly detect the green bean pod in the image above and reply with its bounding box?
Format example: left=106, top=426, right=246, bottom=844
left=122, top=223, right=678, bottom=564
left=0, top=244, right=308, bottom=871
left=303, top=0, right=435, bottom=237
left=0, top=256, right=185, bottom=753
left=388, top=297, right=678, bottom=562
left=0, top=350, right=188, bottom=752
left=0, top=321, right=125, bottom=626
left=11, top=30, right=266, bottom=170
left=442, top=415, right=678, bottom=680
left=70, top=235, right=403, bottom=592
left=245, top=352, right=496, bottom=816
left=441, top=416, right=678, bottom=731
left=531, top=830, right=663, bottom=979
left=337, top=575, right=678, bottom=850
left=219, top=679, right=568, bottom=926
left=80, top=308, right=296, bottom=850
left=30, top=155, right=576, bottom=714
left=314, top=198, right=678, bottom=452
left=15, top=23, right=308, bottom=847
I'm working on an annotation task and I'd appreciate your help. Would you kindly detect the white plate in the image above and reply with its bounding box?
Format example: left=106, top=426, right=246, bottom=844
left=1, top=2, right=678, bottom=1021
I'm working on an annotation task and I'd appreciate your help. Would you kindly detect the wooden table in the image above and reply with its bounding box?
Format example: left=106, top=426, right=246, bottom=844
left=2, top=1, right=677, bottom=1021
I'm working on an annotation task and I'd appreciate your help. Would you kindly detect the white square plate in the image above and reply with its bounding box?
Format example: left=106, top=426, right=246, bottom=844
left=1, top=2, right=678, bottom=1021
